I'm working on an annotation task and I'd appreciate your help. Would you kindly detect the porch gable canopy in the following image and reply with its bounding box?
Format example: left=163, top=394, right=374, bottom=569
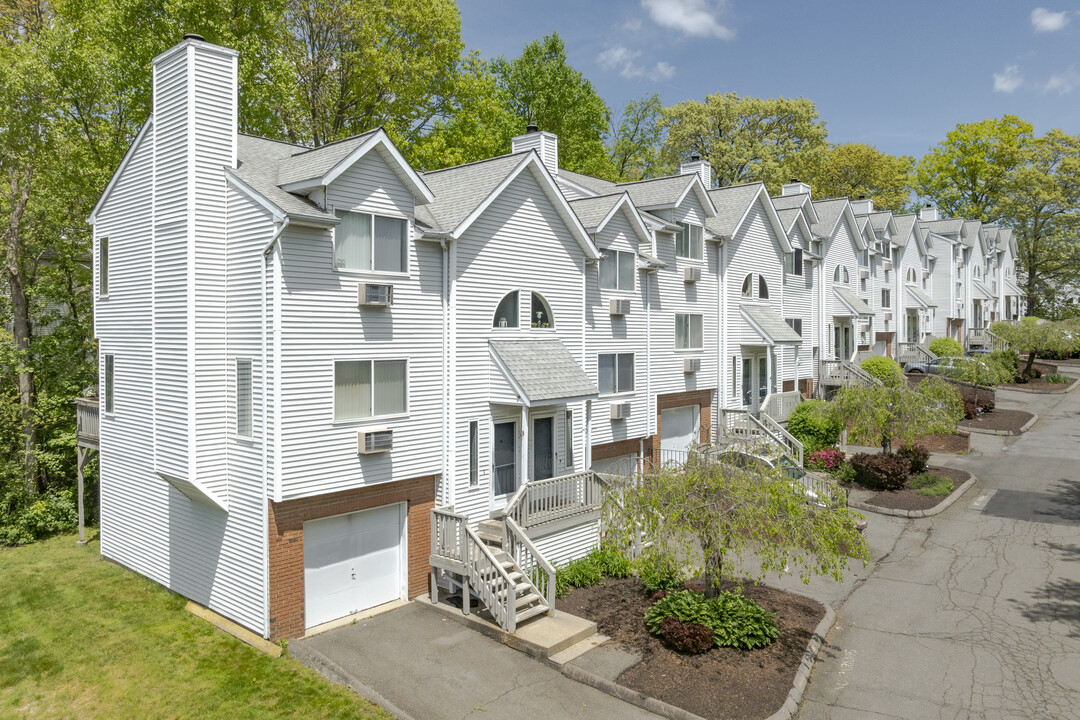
left=906, top=285, right=938, bottom=309
left=490, top=339, right=598, bottom=407
left=834, top=286, right=874, bottom=317
left=740, top=304, right=803, bottom=346
left=971, top=280, right=994, bottom=300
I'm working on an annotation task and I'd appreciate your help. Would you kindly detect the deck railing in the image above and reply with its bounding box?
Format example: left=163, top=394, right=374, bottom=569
left=966, top=327, right=1007, bottom=352
left=819, top=359, right=880, bottom=387
left=757, top=412, right=804, bottom=467
left=501, top=470, right=604, bottom=531
left=502, top=517, right=555, bottom=618
left=75, top=398, right=99, bottom=443
left=760, top=390, right=803, bottom=423
left=898, top=342, right=936, bottom=366
left=718, top=408, right=803, bottom=467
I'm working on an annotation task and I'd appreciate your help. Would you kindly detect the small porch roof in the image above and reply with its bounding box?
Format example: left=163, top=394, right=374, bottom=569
left=905, top=285, right=938, bottom=309
left=490, top=339, right=598, bottom=407
left=1004, top=278, right=1026, bottom=296
left=739, top=304, right=803, bottom=346
left=834, top=287, right=874, bottom=317
left=971, top=280, right=994, bottom=300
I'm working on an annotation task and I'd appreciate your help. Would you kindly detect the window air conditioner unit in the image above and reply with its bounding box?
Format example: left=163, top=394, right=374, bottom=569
left=859, top=268, right=869, bottom=280
left=683, top=357, right=701, bottom=373
left=609, top=298, right=631, bottom=316
left=358, top=283, right=393, bottom=307
left=922, top=269, right=931, bottom=278
left=610, top=402, right=631, bottom=421
left=883, top=260, right=893, bottom=271
left=956, top=259, right=963, bottom=269
left=683, top=266, right=700, bottom=284
left=358, top=428, right=393, bottom=454
left=883, top=310, right=892, bottom=321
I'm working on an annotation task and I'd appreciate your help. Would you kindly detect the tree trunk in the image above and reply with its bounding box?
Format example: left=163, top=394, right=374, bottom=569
left=1024, top=350, right=1037, bottom=377
left=4, top=168, right=37, bottom=495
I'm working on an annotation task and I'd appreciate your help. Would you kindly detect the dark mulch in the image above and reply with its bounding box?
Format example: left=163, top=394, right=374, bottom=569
left=556, top=577, right=825, bottom=720
left=1001, top=376, right=1078, bottom=391
left=860, top=465, right=971, bottom=511
left=958, top=408, right=1035, bottom=433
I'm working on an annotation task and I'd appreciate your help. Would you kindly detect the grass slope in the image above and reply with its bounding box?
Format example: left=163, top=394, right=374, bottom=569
left=0, top=533, right=389, bottom=720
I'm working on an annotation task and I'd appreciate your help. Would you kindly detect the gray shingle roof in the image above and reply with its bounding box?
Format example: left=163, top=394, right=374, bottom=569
left=416, top=153, right=526, bottom=234
left=971, top=279, right=994, bottom=300
left=568, top=194, right=626, bottom=231
left=616, top=175, right=696, bottom=209
left=234, top=135, right=337, bottom=223
left=891, top=214, right=918, bottom=246
left=961, top=220, right=981, bottom=247
left=770, top=193, right=807, bottom=211
left=868, top=211, right=892, bottom=233
left=706, top=183, right=763, bottom=238
left=922, top=218, right=964, bottom=236
left=811, top=198, right=848, bottom=238
left=906, top=285, right=937, bottom=308
left=740, top=304, right=803, bottom=344
left=775, top=207, right=802, bottom=233
left=490, top=339, right=597, bottom=404
left=559, top=169, right=617, bottom=196
left=834, top=287, right=873, bottom=316
left=276, top=130, right=378, bottom=186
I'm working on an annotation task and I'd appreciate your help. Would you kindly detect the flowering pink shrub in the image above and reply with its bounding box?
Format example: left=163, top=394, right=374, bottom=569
left=808, top=448, right=845, bottom=471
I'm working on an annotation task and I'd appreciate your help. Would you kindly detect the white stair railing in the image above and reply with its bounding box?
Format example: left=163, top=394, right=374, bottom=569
left=757, top=412, right=804, bottom=467
left=898, top=342, right=936, bottom=366
left=502, top=471, right=604, bottom=531
left=502, top=517, right=555, bottom=619
left=760, top=390, right=803, bottom=423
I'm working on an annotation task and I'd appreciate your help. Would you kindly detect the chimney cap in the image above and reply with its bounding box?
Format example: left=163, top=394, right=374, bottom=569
left=184, top=33, right=205, bottom=41
left=857, top=195, right=867, bottom=200
left=925, top=203, right=933, bottom=208
left=789, top=178, right=800, bottom=184
left=526, top=123, right=539, bottom=134
left=690, top=153, right=700, bottom=162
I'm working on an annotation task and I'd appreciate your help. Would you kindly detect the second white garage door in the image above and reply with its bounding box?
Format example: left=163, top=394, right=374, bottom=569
left=304, top=503, right=406, bottom=629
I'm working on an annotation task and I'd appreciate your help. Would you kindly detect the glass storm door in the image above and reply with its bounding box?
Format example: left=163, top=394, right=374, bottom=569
left=492, top=421, right=517, bottom=505
left=532, top=416, right=554, bottom=481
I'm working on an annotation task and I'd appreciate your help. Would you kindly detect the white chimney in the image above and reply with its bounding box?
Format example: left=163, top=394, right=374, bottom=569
left=920, top=204, right=939, bottom=222
left=850, top=195, right=874, bottom=215
left=511, top=125, right=558, bottom=177
left=781, top=179, right=811, bottom=197
left=680, top=154, right=712, bottom=189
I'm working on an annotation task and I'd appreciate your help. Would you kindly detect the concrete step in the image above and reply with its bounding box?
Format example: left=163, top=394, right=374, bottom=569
left=546, top=634, right=610, bottom=666
left=514, top=604, right=550, bottom=625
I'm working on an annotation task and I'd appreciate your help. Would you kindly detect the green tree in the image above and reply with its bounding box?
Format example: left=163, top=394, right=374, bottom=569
left=607, top=94, right=667, bottom=182
left=992, top=317, right=1073, bottom=377
left=790, top=143, right=914, bottom=212
left=914, top=115, right=1033, bottom=222
left=997, top=129, right=1080, bottom=318
left=604, top=459, right=868, bottom=593
left=660, top=93, right=828, bottom=192
left=493, top=33, right=613, bottom=178
left=830, top=376, right=964, bottom=454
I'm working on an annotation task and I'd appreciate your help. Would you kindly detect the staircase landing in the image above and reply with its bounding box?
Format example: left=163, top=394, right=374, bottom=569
left=418, top=592, right=598, bottom=663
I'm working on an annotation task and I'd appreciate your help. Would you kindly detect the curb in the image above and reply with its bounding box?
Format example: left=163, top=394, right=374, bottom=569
left=561, top=603, right=837, bottom=720
left=849, top=475, right=977, bottom=519
left=1000, top=377, right=1080, bottom=394
left=961, top=412, right=1038, bottom=436
left=290, top=642, right=417, bottom=720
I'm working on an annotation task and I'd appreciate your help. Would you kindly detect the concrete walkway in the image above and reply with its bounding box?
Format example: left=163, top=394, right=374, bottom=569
left=294, top=602, right=660, bottom=720
left=797, top=369, right=1080, bottom=719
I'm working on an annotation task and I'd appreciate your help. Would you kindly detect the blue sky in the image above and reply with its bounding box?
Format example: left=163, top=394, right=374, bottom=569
left=455, top=1, right=1080, bottom=159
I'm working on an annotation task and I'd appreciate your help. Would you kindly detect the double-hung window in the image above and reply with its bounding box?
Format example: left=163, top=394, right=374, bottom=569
left=103, top=354, right=114, bottom=413
left=334, top=210, right=407, bottom=273
left=599, top=250, right=636, bottom=291
left=598, top=353, right=634, bottom=394
left=785, top=318, right=803, bottom=337
left=236, top=359, right=252, bottom=437
left=881, top=288, right=891, bottom=308
left=675, top=222, right=703, bottom=261
left=334, top=359, right=407, bottom=421
left=784, top=249, right=804, bottom=276
left=675, top=313, right=703, bottom=350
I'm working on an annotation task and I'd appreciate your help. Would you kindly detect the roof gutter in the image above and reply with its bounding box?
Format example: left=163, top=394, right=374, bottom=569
left=262, top=216, right=290, bottom=256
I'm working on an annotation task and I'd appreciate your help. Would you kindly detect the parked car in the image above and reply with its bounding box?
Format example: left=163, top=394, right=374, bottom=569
left=965, top=349, right=992, bottom=358
left=905, top=355, right=980, bottom=375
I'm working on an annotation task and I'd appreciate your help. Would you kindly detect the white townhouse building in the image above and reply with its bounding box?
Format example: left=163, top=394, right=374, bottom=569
left=772, top=193, right=822, bottom=397
left=807, top=196, right=870, bottom=362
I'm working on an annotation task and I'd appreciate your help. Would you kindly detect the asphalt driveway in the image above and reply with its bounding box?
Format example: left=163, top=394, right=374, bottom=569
left=292, top=602, right=660, bottom=720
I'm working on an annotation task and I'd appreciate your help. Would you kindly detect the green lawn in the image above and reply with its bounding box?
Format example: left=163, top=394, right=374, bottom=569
left=0, top=533, right=390, bottom=720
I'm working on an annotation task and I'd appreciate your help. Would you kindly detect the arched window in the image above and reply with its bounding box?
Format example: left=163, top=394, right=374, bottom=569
left=530, top=292, right=554, bottom=328
left=833, top=266, right=841, bottom=283
left=742, top=274, right=753, bottom=297
left=973, top=264, right=981, bottom=278
left=493, top=291, right=519, bottom=328
left=906, top=268, right=917, bottom=283
left=758, top=275, right=769, bottom=299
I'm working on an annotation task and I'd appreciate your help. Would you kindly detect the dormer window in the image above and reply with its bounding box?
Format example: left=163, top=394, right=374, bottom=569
left=530, top=292, right=554, bottom=328
left=675, top=222, right=703, bottom=261
left=334, top=210, right=407, bottom=273
left=599, top=249, right=635, bottom=291
left=494, top=291, right=519, bottom=328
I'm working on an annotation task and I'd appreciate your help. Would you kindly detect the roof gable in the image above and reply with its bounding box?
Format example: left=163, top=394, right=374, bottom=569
left=569, top=192, right=651, bottom=247
left=708, top=183, right=791, bottom=252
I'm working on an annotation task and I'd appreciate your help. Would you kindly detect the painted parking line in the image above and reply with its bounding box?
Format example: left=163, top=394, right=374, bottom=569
left=970, top=489, right=997, bottom=511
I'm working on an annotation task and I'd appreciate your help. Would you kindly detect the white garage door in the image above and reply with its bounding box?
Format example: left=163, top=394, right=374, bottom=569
left=660, top=405, right=700, bottom=454
left=304, top=503, right=406, bottom=629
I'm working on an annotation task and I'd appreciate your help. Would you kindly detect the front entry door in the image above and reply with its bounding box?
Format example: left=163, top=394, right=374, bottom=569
left=906, top=310, right=919, bottom=343
left=492, top=420, right=517, bottom=507
left=834, top=323, right=852, bottom=360
left=741, top=352, right=771, bottom=412
left=532, top=416, right=554, bottom=481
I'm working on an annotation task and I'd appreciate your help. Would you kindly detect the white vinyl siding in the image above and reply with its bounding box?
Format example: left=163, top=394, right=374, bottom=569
left=598, top=352, right=634, bottom=394
left=236, top=358, right=252, bottom=437
left=675, top=313, right=703, bottom=350
left=334, top=359, right=407, bottom=421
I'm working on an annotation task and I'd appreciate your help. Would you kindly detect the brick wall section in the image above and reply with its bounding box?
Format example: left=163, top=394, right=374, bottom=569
left=905, top=373, right=997, bottom=406
left=798, top=378, right=814, bottom=399
left=267, top=474, right=436, bottom=640
left=591, top=436, right=652, bottom=462
left=653, top=390, right=713, bottom=466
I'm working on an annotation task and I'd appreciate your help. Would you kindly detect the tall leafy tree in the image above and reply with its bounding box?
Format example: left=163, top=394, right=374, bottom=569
left=607, top=94, right=667, bottom=182
left=914, top=115, right=1033, bottom=222
left=493, top=33, right=613, bottom=178
left=660, top=93, right=828, bottom=192
left=790, top=143, right=914, bottom=212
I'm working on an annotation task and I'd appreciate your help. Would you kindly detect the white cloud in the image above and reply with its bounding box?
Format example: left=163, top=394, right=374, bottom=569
left=622, top=17, right=643, bottom=32
left=1031, top=8, right=1070, bottom=32
left=597, top=45, right=677, bottom=81
left=993, top=65, right=1024, bottom=93
left=1042, top=67, right=1080, bottom=94
left=641, top=0, right=735, bottom=40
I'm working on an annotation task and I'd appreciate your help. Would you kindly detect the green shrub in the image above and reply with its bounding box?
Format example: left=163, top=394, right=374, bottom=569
left=860, top=356, right=905, bottom=386
left=786, top=400, right=843, bottom=454
left=592, top=545, right=633, bottom=578
left=833, top=462, right=857, bottom=484
left=896, top=444, right=930, bottom=474
left=928, top=337, right=964, bottom=357
left=632, top=549, right=685, bottom=592
left=555, top=546, right=632, bottom=597
left=644, top=589, right=779, bottom=651
left=0, top=489, right=78, bottom=547
left=990, top=349, right=1019, bottom=376
left=1044, top=373, right=1070, bottom=384
left=848, top=452, right=911, bottom=490
left=910, top=472, right=954, bottom=497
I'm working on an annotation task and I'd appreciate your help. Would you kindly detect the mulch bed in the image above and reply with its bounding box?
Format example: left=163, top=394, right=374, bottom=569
left=1001, top=376, right=1078, bottom=391
left=556, top=576, right=825, bottom=720
left=857, top=465, right=971, bottom=512
left=958, top=408, right=1035, bottom=433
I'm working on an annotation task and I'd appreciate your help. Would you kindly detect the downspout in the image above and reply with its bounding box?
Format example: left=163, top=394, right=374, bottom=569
left=261, top=215, right=289, bottom=639
left=427, top=231, right=454, bottom=507
left=716, top=238, right=725, bottom=439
